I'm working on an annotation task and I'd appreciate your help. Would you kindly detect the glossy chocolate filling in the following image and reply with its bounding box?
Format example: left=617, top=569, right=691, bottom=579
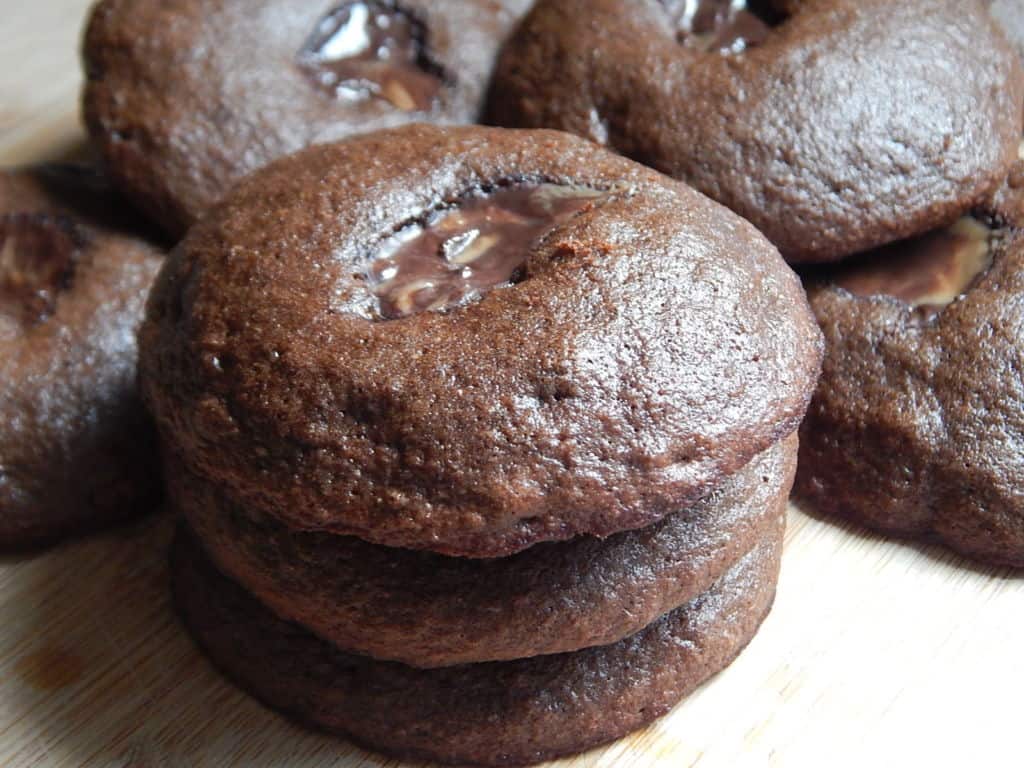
left=831, top=218, right=993, bottom=309
left=368, top=184, right=606, bottom=319
left=299, top=1, right=443, bottom=111
left=664, top=0, right=780, bottom=53
left=0, top=213, right=80, bottom=325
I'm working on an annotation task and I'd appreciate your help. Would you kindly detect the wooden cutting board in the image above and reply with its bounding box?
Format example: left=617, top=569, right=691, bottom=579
left=1, top=2, right=1021, bottom=766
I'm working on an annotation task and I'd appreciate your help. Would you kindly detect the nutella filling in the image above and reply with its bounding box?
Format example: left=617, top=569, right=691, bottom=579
left=832, top=218, right=993, bottom=309
left=299, top=1, right=443, bottom=111
left=664, top=0, right=778, bottom=53
left=0, top=213, right=80, bottom=325
left=368, top=184, right=605, bottom=319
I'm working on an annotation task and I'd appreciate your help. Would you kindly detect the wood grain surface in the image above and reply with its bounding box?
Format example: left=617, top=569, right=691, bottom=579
left=1, top=2, right=1021, bottom=766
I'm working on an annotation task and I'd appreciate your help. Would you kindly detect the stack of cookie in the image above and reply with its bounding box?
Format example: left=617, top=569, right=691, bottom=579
left=140, top=125, right=823, bottom=765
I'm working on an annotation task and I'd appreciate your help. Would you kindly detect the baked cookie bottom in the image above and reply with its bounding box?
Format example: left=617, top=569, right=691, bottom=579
left=172, top=519, right=783, bottom=767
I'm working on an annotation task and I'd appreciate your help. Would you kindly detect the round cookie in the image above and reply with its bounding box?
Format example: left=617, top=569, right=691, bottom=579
left=139, top=124, right=823, bottom=557
left=795, top=215, right=1024, bottom=567
left=0, top=166, right=164, bottom=549
left=487, top=0, right=1024, bottom=263
left=173, top=518, right=783, bottom=767
left=83, top=0, right=534, bottom=236
left=171, top=434, right=796, bottom=667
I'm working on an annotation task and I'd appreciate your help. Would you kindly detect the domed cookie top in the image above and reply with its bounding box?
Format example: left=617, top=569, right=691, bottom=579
left=83, top=0, right=532, bottom=236
left=141, top=125, right=822, bottom=557
left=487, top=0, right=1024, bottom=263
left=796, top=213, right=1024, bottom=566
left=0, top=166, right=164, bottom=549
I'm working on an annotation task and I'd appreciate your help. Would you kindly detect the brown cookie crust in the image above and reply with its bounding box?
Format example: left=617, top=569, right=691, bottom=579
left=82, top=0, right=532, bottom=236
left=172, top=434, right=795, bottom=667
left=487, top=0, right=1024, bottom=263
left=795, top=226, right=1024, bottom=567
left=0, top=167, right=164, bottom=549
left=173, top=519, right=783, bottom=767
left=140, top=125, right=822, bottom=557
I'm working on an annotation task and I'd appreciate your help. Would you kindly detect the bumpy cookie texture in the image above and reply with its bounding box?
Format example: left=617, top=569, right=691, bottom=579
left=795, top=220, right=1024, bottom=567
left=487, top=0, right=1024, bottom=263
left=173, top=520, right=783, bottom=767
left=140, top=125, right=822, bottom=557
left=0, top=167, right=164, bottom=549
left=172, top=435, right=795, bottom=667
left=83, top=0, right=533, bottom=236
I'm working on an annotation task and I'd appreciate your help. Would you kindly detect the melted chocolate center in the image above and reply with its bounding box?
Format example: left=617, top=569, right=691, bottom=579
left=299, top=1, right=443, bottom=112
left=664, top=0, right=778, bottom=53
left=832, top=218, right=993, bottom=309
left=368, top=184, right=606, bottom=320
left=0, top=213, right=80, bottom=325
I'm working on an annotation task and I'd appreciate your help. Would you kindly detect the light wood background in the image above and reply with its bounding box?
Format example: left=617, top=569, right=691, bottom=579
left=1, top=2, right=1021, bottom=767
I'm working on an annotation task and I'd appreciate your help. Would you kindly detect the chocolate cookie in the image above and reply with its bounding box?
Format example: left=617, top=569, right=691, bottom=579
left=83, top=0, right=533, bottom=236
left=173, top=518, right=783, bottom=766
left=795, top=215, right=1024, bottom=567
left=140, top=125, right=823, bottom=557
left=0, top=166, right=164, bottom=549
left=487, top=0, right=1024, bottom=263
left=171, top=434, right=795, bottom=667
